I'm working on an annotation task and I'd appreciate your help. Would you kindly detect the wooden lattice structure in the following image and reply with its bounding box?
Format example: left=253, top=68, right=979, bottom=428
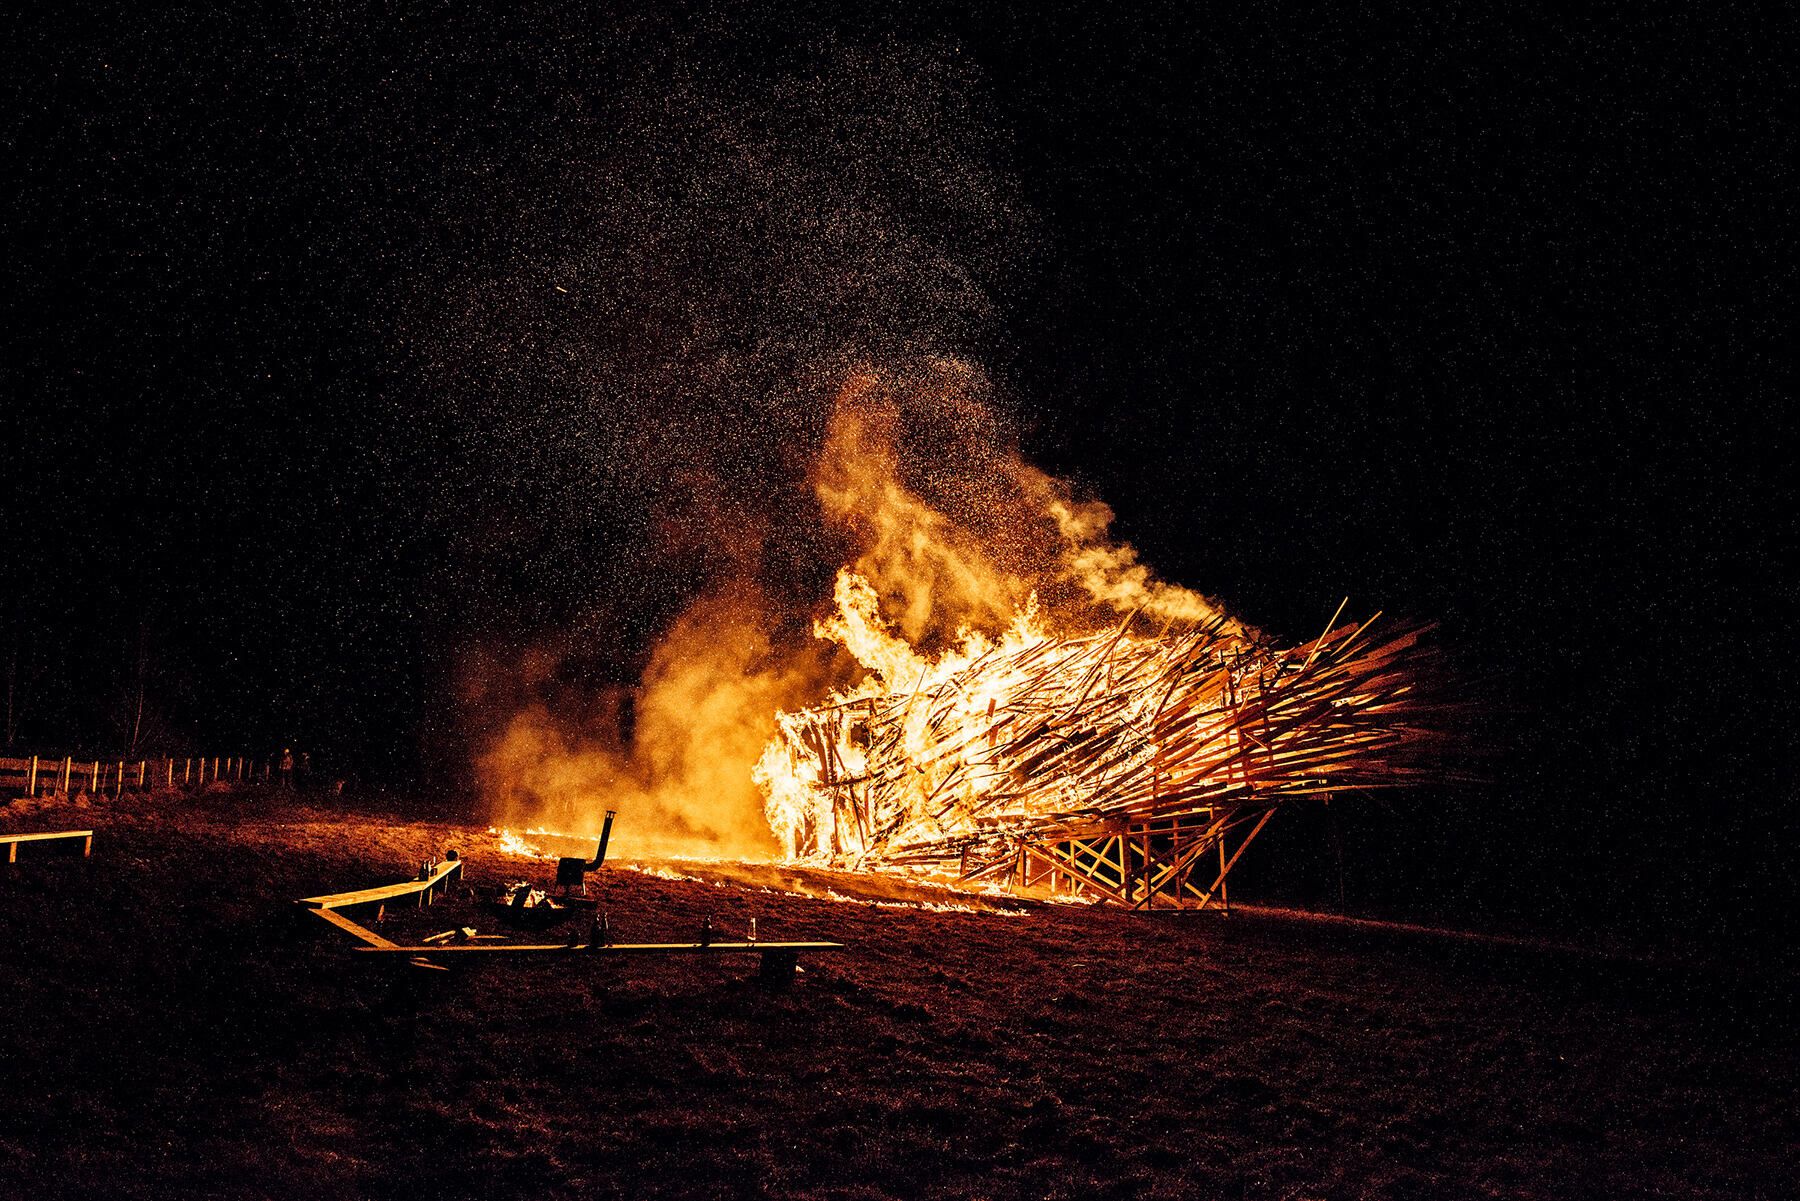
left=761, top=605, right=1450, bottom=909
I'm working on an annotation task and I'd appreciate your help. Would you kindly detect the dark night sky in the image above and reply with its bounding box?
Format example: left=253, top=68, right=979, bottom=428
left=3, top=4, right=1795, bottom=943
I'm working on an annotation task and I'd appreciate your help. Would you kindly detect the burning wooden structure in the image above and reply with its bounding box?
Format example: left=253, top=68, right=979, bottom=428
left=759, top=593, right=1450, bottom=910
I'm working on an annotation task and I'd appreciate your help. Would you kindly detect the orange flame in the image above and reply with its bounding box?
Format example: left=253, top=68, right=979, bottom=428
left=476, top=360, right=1296, bottom=863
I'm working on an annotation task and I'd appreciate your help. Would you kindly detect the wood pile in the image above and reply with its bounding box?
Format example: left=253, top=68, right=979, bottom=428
left=762, top=606, right=1454, bottom=874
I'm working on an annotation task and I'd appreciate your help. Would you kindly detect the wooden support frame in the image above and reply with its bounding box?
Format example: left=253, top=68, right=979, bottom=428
left=962, top=802, right=1283, bottom=913
left=1180, top=807, right=1276, bottom=911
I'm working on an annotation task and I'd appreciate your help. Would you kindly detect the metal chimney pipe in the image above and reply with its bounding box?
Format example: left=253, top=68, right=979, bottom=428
left=590, top=809, right=617, bottom=869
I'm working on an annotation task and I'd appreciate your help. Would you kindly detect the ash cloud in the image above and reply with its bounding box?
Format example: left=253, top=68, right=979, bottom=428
left=399, top=35, right=1036, bottom=848
left=393, top=32, right=1243, bottom=854
left=408, top=36, right=1030, bottom=627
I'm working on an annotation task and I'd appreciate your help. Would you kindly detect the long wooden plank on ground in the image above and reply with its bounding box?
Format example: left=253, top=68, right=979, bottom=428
left=354, top=940, right=844, bottom=956
left=307, top=904, right=400, bottom=949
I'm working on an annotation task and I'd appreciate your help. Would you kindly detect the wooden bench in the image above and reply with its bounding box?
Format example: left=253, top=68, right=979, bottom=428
left=1, top=829, right=93, bottom=863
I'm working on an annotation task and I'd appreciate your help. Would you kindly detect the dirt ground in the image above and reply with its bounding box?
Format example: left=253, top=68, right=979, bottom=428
left=1, top=790, right=1792, bottom=1200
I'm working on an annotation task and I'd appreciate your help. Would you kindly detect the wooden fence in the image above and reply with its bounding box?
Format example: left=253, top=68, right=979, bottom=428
left=0, top=753, right=272, bottom=800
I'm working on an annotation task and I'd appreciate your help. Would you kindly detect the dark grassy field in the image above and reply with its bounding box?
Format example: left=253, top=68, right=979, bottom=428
left=1, top=791, right=1792, bottom=1200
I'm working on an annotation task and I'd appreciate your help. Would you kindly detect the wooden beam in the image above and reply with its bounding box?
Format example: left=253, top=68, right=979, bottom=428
left=1129, top=822, right=1227, bottom=910
left=1024, top=843, right=1134, bottom=906
left=960, top=849, right=1021, bottom=883
left=306, top=905, right=399, bottom=949
left=0, top=829, right=96, bottom=845
left=1187, top=807, right=1277, bottom=912
left=1055, top=836, right=1126, bottom=890
left=299, top=859, right=462, bottom=910
left=1, top=829, right=94, bottom=861
left=354, top=940, right=843, bottom=957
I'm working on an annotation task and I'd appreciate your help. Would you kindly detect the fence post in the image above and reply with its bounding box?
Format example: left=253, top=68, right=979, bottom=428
left=114, top=761, right=124, bottom=797
left=165, top=759, right=174, bottom=790
left=91, top=760, right=100, bottom=793
left=61, top=757, right=72, bottom=794
left=137, top=760, right=146, bottom=789
left=26, top=755, right=38, bottom=797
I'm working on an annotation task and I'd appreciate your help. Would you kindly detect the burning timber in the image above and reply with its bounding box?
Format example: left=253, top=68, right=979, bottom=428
left=758, top=597, right=1452, bottom=910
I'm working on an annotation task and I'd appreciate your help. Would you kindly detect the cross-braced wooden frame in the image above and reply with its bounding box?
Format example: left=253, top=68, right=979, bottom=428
left=954, top=804, right=1278, bottom=910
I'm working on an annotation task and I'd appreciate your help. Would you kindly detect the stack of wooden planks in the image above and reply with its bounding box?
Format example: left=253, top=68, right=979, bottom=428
left=761, top=603, right=1456, bottom=907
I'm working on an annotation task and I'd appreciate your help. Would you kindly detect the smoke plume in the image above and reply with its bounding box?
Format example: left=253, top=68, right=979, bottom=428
left=405, top=36, right=1239, bottom=854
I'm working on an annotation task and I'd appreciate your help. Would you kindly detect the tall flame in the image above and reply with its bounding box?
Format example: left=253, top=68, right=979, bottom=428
left=473, top=359, right=1398, bottom=863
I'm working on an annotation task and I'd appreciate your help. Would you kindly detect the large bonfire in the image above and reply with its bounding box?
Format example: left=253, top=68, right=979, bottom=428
left=751, top=368, right=1454, bottom=908
left=485, top=364, right=1451, bottom=901
left=756, top=570, right=1446, bottom=906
